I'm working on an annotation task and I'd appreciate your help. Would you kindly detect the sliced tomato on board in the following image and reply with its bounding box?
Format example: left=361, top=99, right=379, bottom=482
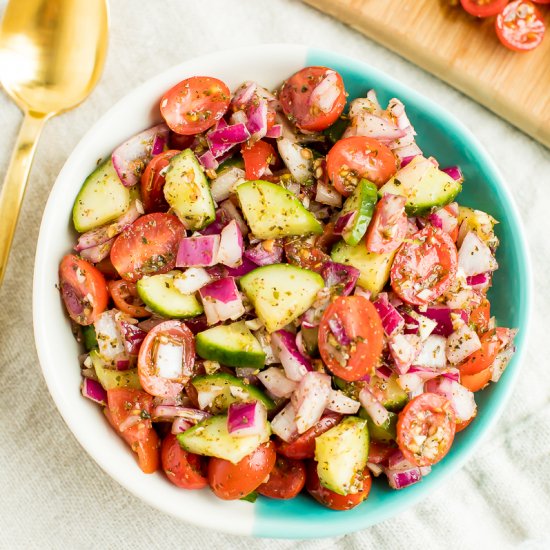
left=141, top=150, right=180, bottom=213
left=242, top=140, right=276, bottom=180
left=365, top=193, right=408, bottom=254
left=396, top=393, right=456, bottom=467
left=306, top=462, right=372, bottom=511
left=106, top=388, right=160, bottom=474
left=257, top=456, right=306, bottom=499
left=460, top=0, right=509, bottom=17
left=161, top=433, right=208, bottom=489
left=110, top=213, right=185, bottom=282
left=108, top=279, right=151, bottom=318
left=318, top=295, right=384, bottom=382
left=160, top=76, right=231, bottom=135
left=208, top=442, right=276, bottom=500
left=326, top=136, right=397, bottom=195
left=59, top=254, right=109, bottom=325
left=137, top=320, right=195, bottom=398
left=391, top=226, right=458, bottom=306
left=495, top=1, right=546, bottom=52
left=279, top=66, right=346, bottom=132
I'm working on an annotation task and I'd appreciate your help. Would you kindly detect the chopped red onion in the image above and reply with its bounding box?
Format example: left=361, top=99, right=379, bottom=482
left=153, top=406, right=211, bottom=422
left=415, top=335, right=447, bottom=369
left=172, top=417, right=193, bottom=434
left=394, top=142, right=422, bottom=161
left=277, top=138, right=313, bottom=184
left=446, top=324, right=481, bottom=364
left=200, top=209, right=230, bottom=237
left=219, top=199, right=249, bottom=236
left=227, top=401, right=267, bottom=437
left=246, top=98, right=268, bottom=141
left=321, top=261, right=360, bottom=296
left=207, top=123, right=251, bottom=158
left=359, top=386, right=390, bottom=427
left=388, top=333, right=422, bottom=374
left=309, top=70, right=341, bottom=114
left=257, top=367, right=298, bottom=398
left=198, top=150, right=219, bottom=170
left=245, top=240, right=284, bottom=266
left=270, top=402, right=298, bottom=443
left=467, top=272, right=491, bottom=291
left=327, top=316, right=351, bottom=346
left=231, top=81, right=257, bottom=110
left=199, top=277, right=245, bottom=325
left=225, top=257, right=257, bottom=277
left=373, top=293, right=405, bottom=337
left=333, top=210, right=357, bottom=235
left=176, top=235, right=220, bottom=268
left=419, top=306, right=469, bottom=337
left=173, top=267, right=212, bottom=295
left=117, top=320, right=147, bottom=356
left=428, top=205, right=458, bottom=235
left=152, top=133, right=166, bottom=156
left=265, top=124, right=282, bottom=139
left=291, top=372, right=332, bottom=434
left=81, top=378, right=107, bottom=405
left=210, top=166, right=245, bottom=203
left=217, top=220, right=244, bottom=268
left=326, top=389, right=361, bottom=414
left=347, top=111, right=406, bottom=142
left=271, top=330, right=312, bottom=382
left=376, top=365, right=394, bottom=380
left=315, top=180, right=342, bottom=207
left=491, top=345, right=515, bottom=383
left=94, top=310, right=128, bottom=365
left=385, top=467, right=422, bottom=490
left=425, top=378, right=476, bottom=422
left=79, top=239, right=114, bottom=263
left=441, top=166, right=463, bottom=182
left=458, top=231, right=498, bottom=277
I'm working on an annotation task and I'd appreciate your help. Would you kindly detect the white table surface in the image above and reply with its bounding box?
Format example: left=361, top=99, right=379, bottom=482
left=1, top=1, right=549, bottom=548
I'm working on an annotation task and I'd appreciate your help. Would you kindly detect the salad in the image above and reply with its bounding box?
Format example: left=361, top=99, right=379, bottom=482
left=59, top=66, right=517, bottom=510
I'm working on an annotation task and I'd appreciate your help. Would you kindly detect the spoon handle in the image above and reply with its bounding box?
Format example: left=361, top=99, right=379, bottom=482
left=0, top=112, right=48, bottom=286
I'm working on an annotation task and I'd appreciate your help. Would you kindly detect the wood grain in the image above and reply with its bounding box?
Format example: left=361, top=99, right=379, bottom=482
left=303, top=0, right=550, bottom=148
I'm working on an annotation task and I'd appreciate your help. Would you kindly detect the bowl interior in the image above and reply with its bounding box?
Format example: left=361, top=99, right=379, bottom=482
left=33, top=45, right=531, bottom=539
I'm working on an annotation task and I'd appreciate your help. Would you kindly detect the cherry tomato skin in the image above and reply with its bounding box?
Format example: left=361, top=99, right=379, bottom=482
left=397, top=393, right=456, bottom=467
left=108, top=279, right=151, bottom=318
left=318, top=296, right=384, bottom=382
left=456, top=414, right=476, bottom=433
left=365, top=193, right=408, bottom=254
left=160, top=76, right=231, bottom=135
left=208, top=442, right=277, bottom=500
left=277, top=413, right=342, bottom=459
left=459, top=329, right=501, bottom=375
left=460, top=0, right=508, bottom=17
left=284, top=236, right=330, bottom=273
left=59, top=254, right=109, bottom=325
left=138, top=320, right=195, bottom=398
left=279, top=66, right=346, bottom=132
left=161, top=433, right=208, bottom=489
left=461, top=366, right=493, bottom=392
left=140, top=150, right=180, bottom=213
left=110, top=213, right=185, bottom=282
left=391, top=226, right=458, bottom=306
left=326, top=136, right=397, bottom=195
left=105, top=388, right=160, bottom=474
left=495, top=1, right=545, bottom=52
left=242, top=140, right=276, bottom=180
left=257, top=456, right=306, bottom=499
left=306, top=462, right=372, bottom=511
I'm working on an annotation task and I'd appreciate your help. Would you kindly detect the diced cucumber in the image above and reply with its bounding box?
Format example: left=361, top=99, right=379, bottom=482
left=315, top=416, right=369, bottom=496
left=370, top=374, right=409, bottom=412
left=323, top=116, right=349, bottom=144
left=300, top=326, right=319, bottom=357
left=338, top=179, right=378, bottom=246
left=236, top=180, right=323, bottom=239
left=360, top=409, right=398, bottom=443
left=82, top=325, right=98, bottom=352
left=136, top=270, right=203, bottom=318
left=216, top=156, right=244, bottom=174
left=90, top=350, right=141, bottom=390
left=72, top=159, right=131, bottom=232
left=177, top=414, right=271, bottom=464
left=163, top=149, right=216, bottom=230
left=239, top=264, right=325, bottom=333
left=378, top=156, right=461, bottom=216
left=191, top=372, right=275, bottom=414
left=331, top=239, right=395, bottom=298
left=195, top=321, right=266, bottom=369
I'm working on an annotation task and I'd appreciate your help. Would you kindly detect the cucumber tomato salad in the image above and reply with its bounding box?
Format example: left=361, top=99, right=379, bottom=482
left=59, top=66, right=517, bottom=509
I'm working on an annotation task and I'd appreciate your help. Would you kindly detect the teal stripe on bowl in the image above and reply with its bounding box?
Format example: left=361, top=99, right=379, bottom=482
left=254, top=47, right=533, bottom=539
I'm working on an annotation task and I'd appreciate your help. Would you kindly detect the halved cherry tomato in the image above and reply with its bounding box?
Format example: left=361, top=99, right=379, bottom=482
left=277, top=413, right=342, bottom=459
left=367, top=440, right=396, bottom=465
left=108, top=279, right=151, bottom=318
left=470, top=299, right=491, bottom=333
left=106, top=388, right=160, bottom=473
left=110, top=213, right=185, bottom=282
left=59, top=254, right=109, bottom=325
left=208, top=442, right=276, bottom=500
left=161, top=433, right=208, bottom=489
left=94, top=256, right=119, bottom=279
left=496, top=1, right=545, bottom=52
left=284, top=236, right=330, bottom=272
left=326, top=136, right=397, bottom=195
left=318, top=296, right=384, bottom=382
left=459, top=329, right=501, bottom=375
left=242, top=140, right=276, bottom=180
left=160, top=76, right=231, bottom=135
left=365, top=194, right=407, bottom=254
left=140, top=150, right=180, bottom=213
left=461, top=367, right=493, bottom=392
left=396, top=393, right=456, bottom=467
left=137, top=320, right=195, bottom=398
left=279, top=66, right=346, bottom=132
left=456, top=414, right=476, bottom=433
left=306, top=462, right=372, bottom=511
left=391, top=226, right=458, bottom=306
left=257, top=456, right=306, bottom=499
left=460, top=0, right=508, bottom=17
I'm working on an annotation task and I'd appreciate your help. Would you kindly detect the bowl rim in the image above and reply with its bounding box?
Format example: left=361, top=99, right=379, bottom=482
left=33, top=43, right=533, bottom=539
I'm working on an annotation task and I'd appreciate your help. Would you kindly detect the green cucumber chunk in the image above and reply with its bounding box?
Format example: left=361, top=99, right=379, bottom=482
left=177, top=414, right=271, bottom=464
left=82, top=325, right=98, bottom=352
left=323, top=116, right=349, bottom=144
left=370, top=374, right=409, bottom=412
left=163, top=149, right=216, bottom=230
left=72, top=159, right=130, bottom=232
left=191, top=372, right=275, bottom=414
left=300, top=326, right=319, bottom=357
left=239, top=264, right=325, bottom=333
left=136, top=271, right=203, bottom=318
left=236, top=180, right=323, bottom=239
left=338, top=179, right=378, bottom=246
left=90, top=350, right=141, bottom=390
left=331, top=238, right=395, bottom=298
left=196, top=321, right=266, bottom=369
left=360, top=409, right=398, bottom=443
left=315, top=416, right=369, bottom=496
left=378, top=156, right=462, bottom=216
left=240, top=491, right=258, bottom=503
left=216, top=156, right=244, bottom=174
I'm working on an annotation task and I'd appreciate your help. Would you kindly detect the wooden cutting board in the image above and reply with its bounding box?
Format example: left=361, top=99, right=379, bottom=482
left=302, top=0, right=550, bottom=148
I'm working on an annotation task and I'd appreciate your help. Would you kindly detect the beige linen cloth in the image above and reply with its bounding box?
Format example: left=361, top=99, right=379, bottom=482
left=0, top=1, right=549, bottom=548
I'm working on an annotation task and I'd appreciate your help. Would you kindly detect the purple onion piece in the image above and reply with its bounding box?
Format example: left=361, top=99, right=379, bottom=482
left=265, top=124, right=282, bottom=139
left=321, top=261, right=360, bottom=296
left=373, top=293, right=405, bottom=337
left=198, top=150, right=219, bottom=170
left=61, top=282, right=84, bottom=317
left=199, top=277, right=239, bottom=304
left=82, top=378, right=107, bottom=405
left=333, top=210, right=357, bottom=235
left=200, top=209, right=230, bottom=236
left=244, top=241, right=283, bottom=266
left=225, top=257, right=257, bottom=277
left=207, top=123, right=251, bottom=158
left=327, top=317, right=351, bottom=346
left=441, top=165, right=463, bottom=182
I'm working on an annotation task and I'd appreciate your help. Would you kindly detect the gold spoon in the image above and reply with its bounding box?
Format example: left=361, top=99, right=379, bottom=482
left=0, top=0, right=109, bottom=285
